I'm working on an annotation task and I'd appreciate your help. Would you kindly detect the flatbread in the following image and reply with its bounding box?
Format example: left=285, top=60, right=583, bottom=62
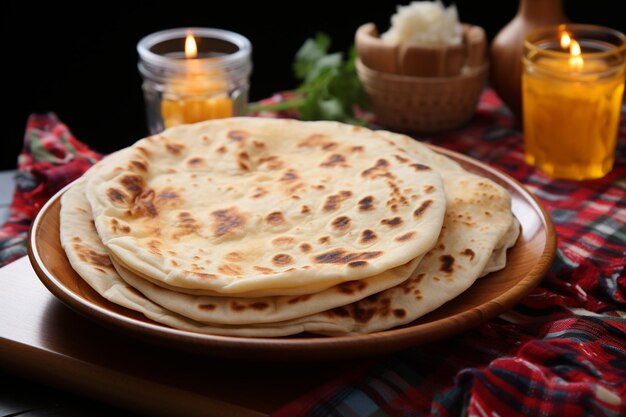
left=85, top=118, right=447, bottom=295
left=60, top=165, right=517, bottom=336
left=64, top=173, right=426, bottom=326
left=60, top=119, right=519, bottom=337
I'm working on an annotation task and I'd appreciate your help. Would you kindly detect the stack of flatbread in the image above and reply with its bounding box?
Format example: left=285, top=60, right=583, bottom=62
left=59, top=118, right=519, bottom=337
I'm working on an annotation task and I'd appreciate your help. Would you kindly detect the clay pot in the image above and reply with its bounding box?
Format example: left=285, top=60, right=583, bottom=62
left=490, top=0, right=567, bottom=126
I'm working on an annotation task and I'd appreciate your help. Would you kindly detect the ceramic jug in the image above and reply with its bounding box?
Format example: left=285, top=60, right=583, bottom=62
left=490, top=0, right=567, bottom=126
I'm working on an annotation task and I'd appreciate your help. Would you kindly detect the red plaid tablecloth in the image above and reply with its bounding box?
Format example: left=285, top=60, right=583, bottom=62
left=2, top=90, right=625, bottom=417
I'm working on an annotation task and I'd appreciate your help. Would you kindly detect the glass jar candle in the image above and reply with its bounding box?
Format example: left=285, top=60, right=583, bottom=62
left=137, top=27, right=252, bottom=134
left=522, top=24, right=626, bottom=180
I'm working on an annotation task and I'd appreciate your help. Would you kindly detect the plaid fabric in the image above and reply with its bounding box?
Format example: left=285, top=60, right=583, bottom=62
left=271, top=90, right=626, bottom=417
left=0, top=113, right=101, bottom=266
left=2, top=92, right=624, bottom=417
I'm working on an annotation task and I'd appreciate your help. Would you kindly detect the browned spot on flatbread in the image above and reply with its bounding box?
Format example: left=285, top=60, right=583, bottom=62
left=440, top=255, right=455, bottom=273
left=186, top=157, right=206, bottom=168
left=280, top=169, right=299, bottom=181
left=216, top=146, right=227, bottom=154
left=381, top=217, right=403, bottom=227
left=136, top=146, right=151, bottom=157
left=251, top=302, right=269, bottom=311
left=73, top=245, right=112, bottom=268
left=230, top=302, right=245, bottom=312
left=410, top=163, right=431, bottom=171
left=71, top=236, right=81, bottom=242
left=266, top=211, right=286, bottom=226
left=413, top=200, right=433, bottom=219
left=393, top=309, right=406, bottom=318
left=461, top=248, right=475, bottom=260
left=227, top=130, right=249, bottom=142
left=358, top=196, right=374, bottom=211
left=361, top=159, right=394, bottom=180
left=257, top=155, right=284, bottom=170
left=351, top=145, right=364, bottom=153
left=130, top=160, right=148, bottom=171
left=253, top=140, right=265, bottom=148
left=156, top=188, right=181, bottom=207
left=109, top=218, right=131, bottom=234
left=394, top=154, right=410, bottom=163
left=298, top=134, right=337, bottom=150
left=318, top=236, right=331, bottom=244
left=199, top=304, right=216, bottom=311
left=132, top=189, right=158, bottom=217
left=331, top=216, right=351, bottom=231
left=301, top=205, right=311, bottom=214
left=253, top=266, right=274, bottom=274
left=323, top=190, right=352, bottom=212
left=272, top=253, right=294, bottom=266
left=252, top=187, right=268, bottom=199
left=336, top=280, right=367, bottom=295
left=288, top=294, right=311, bottom=304
left=211, top=207, right=246, bottom=238
left=273, top=236, right=295, bottom=246
left=173, top=211, right=199, bottom=239
left=299, top=243, right=312, bottom=253
left=107, top=188, right=127, bottom=204
left=166, top=143, right=185, bottom=155
left=147, top=239, right=162, bottom=255
left=360, top=229, right=377, bottom=244
left=424, top=185, right=435, bottom=194
left=354, top=306, right=376, bottom=323
left=190, top=271, right=217, bottom=280
left=320, top=154, right=348, bottom=168
left=395, top=231, right=416, bottom=242
left=224, top=251, right=243, bottom=262
left=348, top=260, right=368, bottom=268
left=218, top=263, right=243, bottom=276
left=313, top=249, right=382, bottom=264
left=327, top=307, right=351, bottom=318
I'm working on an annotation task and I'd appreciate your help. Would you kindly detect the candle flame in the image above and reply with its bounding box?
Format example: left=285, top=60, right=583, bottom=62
left=560, top=31, right=583, bottom=69
left=560, top=32, right=571, bottom=49
left=569, top=39, right=583, bottom=69
left=185, top=31, right=198, bottom=58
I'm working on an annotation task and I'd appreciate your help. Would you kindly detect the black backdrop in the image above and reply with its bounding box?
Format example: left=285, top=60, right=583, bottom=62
left=3, top=0, right=625, bottom=170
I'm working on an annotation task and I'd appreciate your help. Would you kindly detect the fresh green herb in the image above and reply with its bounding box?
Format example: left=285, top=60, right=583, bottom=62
left=247, top=33, right=368, bottom=124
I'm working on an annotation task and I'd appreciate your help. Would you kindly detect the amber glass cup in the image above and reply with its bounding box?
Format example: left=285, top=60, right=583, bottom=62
left=522, top=24, right=626, bottom=180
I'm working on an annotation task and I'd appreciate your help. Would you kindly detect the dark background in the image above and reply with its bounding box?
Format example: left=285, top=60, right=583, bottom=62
left=3, top=0, right=625, bottom=170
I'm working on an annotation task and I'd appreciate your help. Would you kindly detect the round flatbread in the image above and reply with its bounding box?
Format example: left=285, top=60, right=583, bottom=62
left=85, top=118, right=447, bottom=295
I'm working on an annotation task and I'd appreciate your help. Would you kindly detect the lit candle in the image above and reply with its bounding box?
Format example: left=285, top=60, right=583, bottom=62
left=522, top=24, right=626, bottom=180
left=160, top=30, right=233, bottom=128
left=137, top=28, right=252, bottom=134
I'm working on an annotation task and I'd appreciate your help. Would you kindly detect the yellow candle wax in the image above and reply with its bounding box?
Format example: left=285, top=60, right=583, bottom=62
left=522, top=25, right=626, bottom=180
left=161, top=74, right=233, bottom=128
left=523, top=64, right=623, bottom=179
left=160, top=32, right=233, bottom=128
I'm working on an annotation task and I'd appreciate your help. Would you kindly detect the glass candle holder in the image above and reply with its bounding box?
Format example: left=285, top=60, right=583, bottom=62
left=137, top=27, right=252, bottom=134
left=522, top=24, right=626, bottom=180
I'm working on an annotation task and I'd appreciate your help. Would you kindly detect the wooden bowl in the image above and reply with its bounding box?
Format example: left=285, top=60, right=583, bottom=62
left=355, top=22, right=487, bottom=77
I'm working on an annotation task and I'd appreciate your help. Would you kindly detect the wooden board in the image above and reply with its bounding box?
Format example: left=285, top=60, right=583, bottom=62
left=0, top=257, right=359, bottom=417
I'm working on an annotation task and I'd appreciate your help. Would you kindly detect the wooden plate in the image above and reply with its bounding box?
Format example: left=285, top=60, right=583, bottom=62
left=27, top=146, right=556, bottom=360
